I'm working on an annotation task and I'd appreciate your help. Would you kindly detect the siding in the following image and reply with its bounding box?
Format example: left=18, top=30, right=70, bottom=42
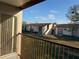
left=0, top=14, right=19, bottom=56
left=0, top=2, right=22, bottom=56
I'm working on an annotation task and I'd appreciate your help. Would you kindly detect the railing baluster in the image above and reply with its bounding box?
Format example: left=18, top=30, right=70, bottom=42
left=58, top=45, right=60, bottom=59
left=62, top=46, right=64, bottom=59
left=39, top=40, right=41, bottom=59
left=40, top=40, right=42, bottom=59
left=34, top=39, right=36, bottom=59
left=35, top=39, right=37, bottom=59
left=48, top=42, right=50, bottom=59
left=37, top=40, right=38, bottom=59
left=38, top=40, right=40, bottom=59
left=41, top=41, right=43, bottom=59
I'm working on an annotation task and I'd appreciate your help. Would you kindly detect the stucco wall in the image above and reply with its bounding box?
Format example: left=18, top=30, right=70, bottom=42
left=77, top=28, right=79, bottom=37
left=55, top=27, right=79, bottom=37
left=55, top=28, right=58, bottom=35
left=44, top=24, right=53, bottom=35
left=55, top=27, right=63, bottom=36
left=26, top=25, right=31, bottom=31
left=63, top=29, right=72, bottom=36
left=15, top=11, right=22, bottom=55
left=32, top=26, right=39, bottom=32
left=28, top=25, right=39, bottom=32
left=74, top=28, right=79, bottom=37
left=42, top=25, right=47, bottom=34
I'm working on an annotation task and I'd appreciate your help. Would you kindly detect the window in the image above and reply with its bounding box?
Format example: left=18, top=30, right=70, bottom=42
left=0, top=14, right=17, bottom=56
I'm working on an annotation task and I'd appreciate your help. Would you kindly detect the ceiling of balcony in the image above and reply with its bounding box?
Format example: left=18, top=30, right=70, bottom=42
left=0, top=0, right=30, bottom=7
left=0, top=0, right=45, bottom=9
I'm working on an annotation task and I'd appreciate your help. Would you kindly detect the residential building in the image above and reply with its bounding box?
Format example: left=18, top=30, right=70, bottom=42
left=26, top=23, right=54, bottom=35
left=55, top=24, right=79, bottom=37
left=0, top=0, right=45, bottom=59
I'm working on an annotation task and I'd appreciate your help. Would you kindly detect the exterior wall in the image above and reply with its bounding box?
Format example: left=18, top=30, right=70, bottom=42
left=63, top=28, right=72, bottom=36
left=31, top=25, right=39, bottom=32
left=26, top=25, right=39, bottom=32
left=55, top=26, right=79, bottom=37
left=55, top=27, right=72, bottom=36
left=76, top=28, right=79, bottom=37
left=15, top=11, right=22, bottom=55
left=26, top=25, right=31, bottom=31
left=42, top=25, right=47, bottom=34
left=55, top=28, right=58, bottom=35
left=26, top=24, right=53, bottom=35
left=32, top=26, right=39, bottom=32
left=44, top=24, right=53, bottom=35
left=77, top=28, right=79, bottom=37
left=0, top=2, right=22, bottom=56
left=74, top=28, right=79, bottom=37
left=55, top=27, right=63, bottom=36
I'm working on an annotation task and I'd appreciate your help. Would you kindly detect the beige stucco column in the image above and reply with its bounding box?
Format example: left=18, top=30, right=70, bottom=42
left=15, top=11, right=23, bottom=55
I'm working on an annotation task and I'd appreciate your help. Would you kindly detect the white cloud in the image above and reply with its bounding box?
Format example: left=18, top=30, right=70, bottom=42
left=49, top=10, right=58, bottom=13
left=35, top=16, right=47, bottom=20
left=34, top=14, right=56, bottom=21
left=48, top=14, right=56, bottom=20
left=34, top=17, right=39, bottom=19
left=56, top=20, right=69, bottom=24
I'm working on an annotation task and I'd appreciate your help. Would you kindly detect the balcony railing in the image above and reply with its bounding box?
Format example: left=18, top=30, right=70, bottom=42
left=21, top=34, right=79, bottom=59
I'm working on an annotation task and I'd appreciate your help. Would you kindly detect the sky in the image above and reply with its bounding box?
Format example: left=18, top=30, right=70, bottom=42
left=23, top=0, right=79, bottom=24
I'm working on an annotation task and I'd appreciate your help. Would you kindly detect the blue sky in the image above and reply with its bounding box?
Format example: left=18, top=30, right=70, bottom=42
left=23, top=0, right=79, bottom=24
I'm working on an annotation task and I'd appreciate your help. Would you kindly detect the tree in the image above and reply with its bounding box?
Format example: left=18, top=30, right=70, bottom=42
left=67, top=5, right=79, bottom=23
left=66, top=5, right=79, bottom=37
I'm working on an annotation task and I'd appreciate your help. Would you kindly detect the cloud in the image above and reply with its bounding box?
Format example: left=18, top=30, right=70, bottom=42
left=49, top=10, right=58, bottom=13
left=35, top=16, right=47, bottom=20
left=48, top=14, right=56, bottom=20
left=56, top=20, right=70, bottom=24
left=34, top=13, right=56, bottom=21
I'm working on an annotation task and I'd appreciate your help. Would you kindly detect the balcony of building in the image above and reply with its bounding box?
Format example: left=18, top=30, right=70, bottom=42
left=21, top=33, right=79, bottom=59
left=0, top=0, right=45, bottom=59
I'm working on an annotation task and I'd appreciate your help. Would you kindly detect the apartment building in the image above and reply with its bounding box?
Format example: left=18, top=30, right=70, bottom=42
left=26, top=23, right=53, bottom=35
left=55, top=24, right=79, bottom=37
left=0, top=0, right=44, bottom=59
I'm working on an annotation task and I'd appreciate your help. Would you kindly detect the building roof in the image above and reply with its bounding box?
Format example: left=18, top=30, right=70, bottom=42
left=26, top=23, right=52, bottom=26
left=56, top=24, right=79, bottom=28
left=0, top=0, right=45, bottom=9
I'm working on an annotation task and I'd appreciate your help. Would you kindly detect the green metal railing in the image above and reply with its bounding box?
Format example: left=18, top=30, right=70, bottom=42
left=21, top=34, right=79, bottom=59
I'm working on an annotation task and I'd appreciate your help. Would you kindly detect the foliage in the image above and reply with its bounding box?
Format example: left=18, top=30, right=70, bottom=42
left=67, top=5, right=79, bottom=22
